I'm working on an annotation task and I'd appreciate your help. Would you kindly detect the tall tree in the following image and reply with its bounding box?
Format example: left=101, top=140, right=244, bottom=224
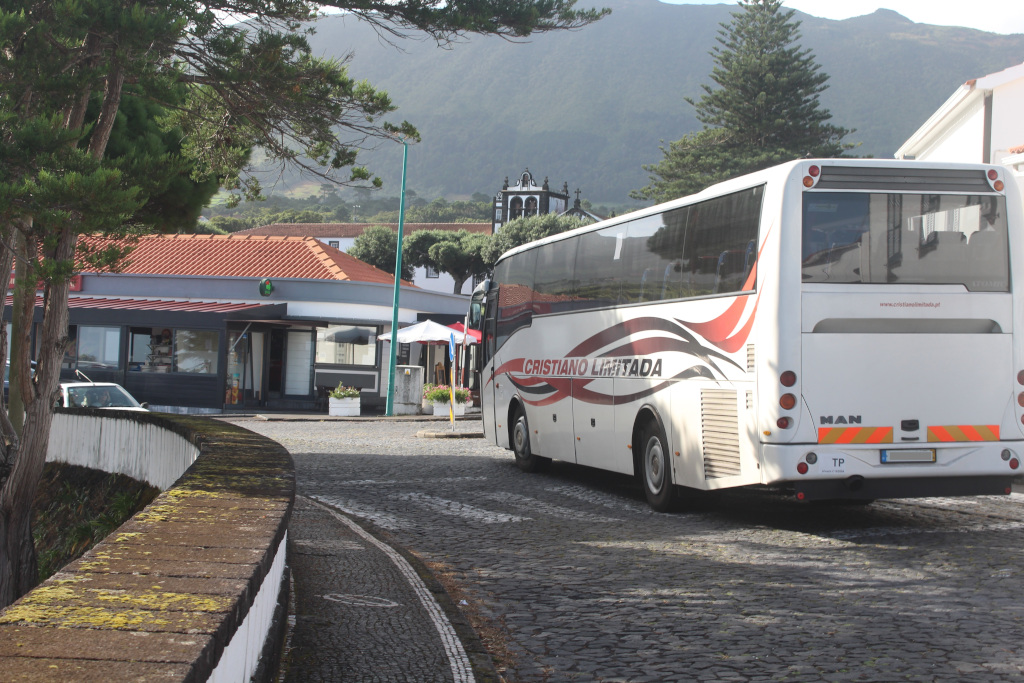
left=633, top=0, right=852, bottom=203
left=348, top=225, right=415, bottom=280
left=0, top=0, right=606, bottom=608
left=405, top=229, right=490, bottom=294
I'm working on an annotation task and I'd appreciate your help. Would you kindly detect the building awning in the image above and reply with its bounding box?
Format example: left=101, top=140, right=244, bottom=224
left=69, top=297, right=275, bottom=313
left=7, top=295, right=288, bottom=319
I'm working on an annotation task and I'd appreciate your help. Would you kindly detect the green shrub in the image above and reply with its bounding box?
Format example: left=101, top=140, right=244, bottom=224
left=329, top=383, right=360, bottom=399
left=423, top=384, right=469, bottom=404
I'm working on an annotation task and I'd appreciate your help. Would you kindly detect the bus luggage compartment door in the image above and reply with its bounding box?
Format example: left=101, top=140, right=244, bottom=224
left=572, top=378, right=625, bottom=473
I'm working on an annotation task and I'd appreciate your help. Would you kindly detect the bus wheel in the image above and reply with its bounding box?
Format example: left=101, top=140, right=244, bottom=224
left=641, top=422, right=675, bottom=512
left=512, top=406, right=548, bottom=473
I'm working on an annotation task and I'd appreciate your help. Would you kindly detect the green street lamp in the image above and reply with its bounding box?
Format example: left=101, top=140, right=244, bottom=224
left=385, top=138, right=410, bottom=416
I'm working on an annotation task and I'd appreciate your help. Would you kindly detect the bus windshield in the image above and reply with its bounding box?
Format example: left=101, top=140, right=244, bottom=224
left=802, top=192, right=1009, bottom=291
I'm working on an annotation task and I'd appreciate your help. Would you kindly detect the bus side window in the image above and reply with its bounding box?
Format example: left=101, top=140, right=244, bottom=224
left=495, top=250, right=537, bottom=350
left=573, top=226, right=623, bottom=310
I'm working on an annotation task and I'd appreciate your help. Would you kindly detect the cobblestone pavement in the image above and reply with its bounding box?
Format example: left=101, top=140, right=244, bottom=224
left=236, top=417, right=1024, bottom=683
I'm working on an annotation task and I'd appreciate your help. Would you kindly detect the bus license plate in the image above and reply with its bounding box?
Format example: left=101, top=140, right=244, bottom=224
left=881, top=449, right=936, bottom=464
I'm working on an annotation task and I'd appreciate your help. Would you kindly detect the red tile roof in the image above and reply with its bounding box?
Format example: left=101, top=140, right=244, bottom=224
left=239, top=223, right=492, bottom=238
left=1010, top=143, right=1024, bottom=155
left=78, top=234, right=410, bottom=285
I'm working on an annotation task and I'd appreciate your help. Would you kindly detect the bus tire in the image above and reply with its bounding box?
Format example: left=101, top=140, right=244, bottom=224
left=641, top=421, right=676, bottom=512
left=512, top=406, right=548, bottom=473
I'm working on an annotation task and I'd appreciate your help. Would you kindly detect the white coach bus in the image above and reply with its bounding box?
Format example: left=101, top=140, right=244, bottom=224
left=468, top=159, right=1024, bottom=510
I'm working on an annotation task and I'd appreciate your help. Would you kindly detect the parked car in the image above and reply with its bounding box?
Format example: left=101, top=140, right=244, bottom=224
left=57, top=381, right=149, bottom=411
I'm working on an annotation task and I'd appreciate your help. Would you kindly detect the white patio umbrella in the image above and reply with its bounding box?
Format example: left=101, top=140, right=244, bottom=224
left=378, top=319, right=477, bottom=345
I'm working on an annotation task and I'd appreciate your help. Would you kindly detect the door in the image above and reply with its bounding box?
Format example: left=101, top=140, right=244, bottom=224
left=285, top=330, right=313, bottom=396
left=268, top=329, right=285, bottom=399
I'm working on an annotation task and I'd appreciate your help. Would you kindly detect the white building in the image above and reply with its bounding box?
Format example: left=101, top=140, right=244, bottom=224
left=895, top=61, right=1024, bottom=184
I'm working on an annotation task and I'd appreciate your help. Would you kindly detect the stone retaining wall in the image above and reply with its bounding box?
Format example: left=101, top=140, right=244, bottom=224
left=0, top=411, right=294, bottom=682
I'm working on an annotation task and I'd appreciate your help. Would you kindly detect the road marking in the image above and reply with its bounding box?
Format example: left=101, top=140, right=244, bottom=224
left=398, top=492, right=531, bottom=524
left=309, top=495, right=403, bottom=531
left=322, top=594, right=401, bottom=608
left=545, top=484, right=649, bottom=514
left=485, top=492, right=622, bottom=523
left=306, top=496, right=475, bottom=683
left=826, top=520, right=1024, bottom=540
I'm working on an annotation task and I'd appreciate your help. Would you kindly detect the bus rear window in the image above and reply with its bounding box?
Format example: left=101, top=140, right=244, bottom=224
left=802, top=192, right=1009, bottom=292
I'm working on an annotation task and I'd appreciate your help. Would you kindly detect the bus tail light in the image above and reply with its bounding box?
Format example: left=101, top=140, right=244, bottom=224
left=803, top=166, right=820, bottom=188
left=1004, top=448, right=1020, bottom=470
left=780, top=393, right=796, bottom=410
left=797, top=462, right=809, bottom=475
left=987, top=168, right=1005, bottom=191
left=780, top=371, right=797, bottom=387
left=776, top=417, right=791, bottom=429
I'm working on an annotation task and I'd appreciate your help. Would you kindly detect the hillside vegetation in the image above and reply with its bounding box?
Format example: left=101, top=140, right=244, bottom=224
left=276, top=0, right=1024, bottom=203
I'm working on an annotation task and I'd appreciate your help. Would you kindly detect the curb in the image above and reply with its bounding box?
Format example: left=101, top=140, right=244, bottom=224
left=416, top=430, right=484, bottom=439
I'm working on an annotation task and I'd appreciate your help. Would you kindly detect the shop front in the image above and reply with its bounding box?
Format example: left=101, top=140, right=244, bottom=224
left=8, top=234, right=473, bottom=414
left=51, top=299, right=296, bottom=413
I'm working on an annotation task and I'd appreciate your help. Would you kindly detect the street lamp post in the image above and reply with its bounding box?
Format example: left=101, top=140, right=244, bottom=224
left=385, top=138, right=409, bottom=416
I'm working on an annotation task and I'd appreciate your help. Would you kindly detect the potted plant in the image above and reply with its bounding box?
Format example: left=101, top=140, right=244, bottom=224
left=328, top=384, right=361, bottom=416
left=421, top=383, right=437, bottom=414
left=423, top=384, right=470, bottom=416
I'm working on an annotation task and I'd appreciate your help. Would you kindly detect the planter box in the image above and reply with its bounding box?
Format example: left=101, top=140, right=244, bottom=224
left=329, top=397, right=360, bottom=417
left=431, top=401, right=466, bottom=417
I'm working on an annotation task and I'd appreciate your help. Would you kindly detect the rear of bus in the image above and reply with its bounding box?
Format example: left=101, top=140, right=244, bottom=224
left=763, top=160, right=1024, bottom=500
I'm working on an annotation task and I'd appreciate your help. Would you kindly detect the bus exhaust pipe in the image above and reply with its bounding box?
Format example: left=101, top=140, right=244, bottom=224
left=844, top=475, right=865, bottom=492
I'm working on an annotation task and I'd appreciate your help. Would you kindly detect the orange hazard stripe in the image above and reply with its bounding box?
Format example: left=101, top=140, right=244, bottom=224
left=817, top=427, right=893, bottom=444
left=927, top=425, right=1000, bottom=442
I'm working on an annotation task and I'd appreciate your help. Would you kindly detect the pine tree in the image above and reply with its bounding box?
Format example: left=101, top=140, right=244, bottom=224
left=633, top=0, right=853, bottom=203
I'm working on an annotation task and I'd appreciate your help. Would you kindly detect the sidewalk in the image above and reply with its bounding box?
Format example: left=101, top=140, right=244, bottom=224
left=281, top=495, right=497, bottom=682
left=225, top=412, right=497, bottom=682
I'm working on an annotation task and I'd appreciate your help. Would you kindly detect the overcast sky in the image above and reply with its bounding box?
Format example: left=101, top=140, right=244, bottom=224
left=663, top=1, right=1024, bottom=35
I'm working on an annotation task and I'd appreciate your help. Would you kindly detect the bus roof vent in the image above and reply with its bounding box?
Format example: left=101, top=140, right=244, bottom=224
left=814, top=167, right=992, bottom=193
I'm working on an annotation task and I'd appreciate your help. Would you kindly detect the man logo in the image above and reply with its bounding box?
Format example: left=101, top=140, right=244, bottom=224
left=820, top=415, right=862, bottom=425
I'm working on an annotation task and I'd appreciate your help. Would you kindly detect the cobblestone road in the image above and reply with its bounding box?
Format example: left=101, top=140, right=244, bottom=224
left=240, top=418, right=1024, bottom=682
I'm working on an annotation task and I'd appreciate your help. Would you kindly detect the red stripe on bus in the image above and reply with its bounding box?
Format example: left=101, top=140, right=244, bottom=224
left=715, top=290, right=761, bottom=354
left=960, top=425, right=982, bottom=441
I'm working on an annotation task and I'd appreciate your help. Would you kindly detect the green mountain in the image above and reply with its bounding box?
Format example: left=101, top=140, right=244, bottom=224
left=299, top=0, right=1024, bottom=203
